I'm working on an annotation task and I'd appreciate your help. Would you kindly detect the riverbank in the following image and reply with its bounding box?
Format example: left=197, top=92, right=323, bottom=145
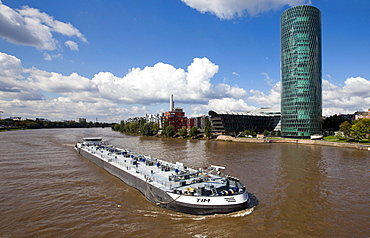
left=216, top=135, right=370, bottom=151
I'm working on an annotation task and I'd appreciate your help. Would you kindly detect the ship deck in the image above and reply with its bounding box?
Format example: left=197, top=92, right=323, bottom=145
left=81, top=143, right=243, bottom=196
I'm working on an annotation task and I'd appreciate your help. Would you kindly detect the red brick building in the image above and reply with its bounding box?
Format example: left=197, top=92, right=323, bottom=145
left=187, top=118, right=194, bottom=130
left=162, top=108, right=187, bottom=132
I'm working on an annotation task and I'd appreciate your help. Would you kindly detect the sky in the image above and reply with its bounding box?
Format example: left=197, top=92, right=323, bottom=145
left=0, top=0, right=369, bottom=122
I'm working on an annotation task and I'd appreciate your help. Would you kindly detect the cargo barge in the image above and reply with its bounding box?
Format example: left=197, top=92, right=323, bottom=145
left=75, top=138, right=257, bottom=215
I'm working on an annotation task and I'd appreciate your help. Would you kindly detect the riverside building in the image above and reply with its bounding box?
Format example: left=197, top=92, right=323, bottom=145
left=208, top=108, right=281, bottom=136
left=280, top=5, right=322, bottom=137
left=161, top=94, right=188, bottom=132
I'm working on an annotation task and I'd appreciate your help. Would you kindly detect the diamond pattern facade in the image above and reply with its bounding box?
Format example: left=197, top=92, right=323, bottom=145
left=280, top=5, right=322, bottom=137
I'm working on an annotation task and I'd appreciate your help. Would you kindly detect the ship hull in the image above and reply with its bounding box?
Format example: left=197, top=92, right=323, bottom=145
left=76, top=147, right=253, bottom=215
left=166, top=199, right=251, bottom=215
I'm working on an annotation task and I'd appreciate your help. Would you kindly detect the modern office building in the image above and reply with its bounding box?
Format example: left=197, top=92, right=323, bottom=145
left=280, top=5, right=322, bottom=137
left=208, top=108, right=281, bottom=135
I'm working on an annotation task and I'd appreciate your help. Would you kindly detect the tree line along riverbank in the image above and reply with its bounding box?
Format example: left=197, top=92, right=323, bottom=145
left=111, top=118, right=370, bottom=151
left=111, top=119, right=213, bottom=139
left=0, top=118, right=114, bottom=131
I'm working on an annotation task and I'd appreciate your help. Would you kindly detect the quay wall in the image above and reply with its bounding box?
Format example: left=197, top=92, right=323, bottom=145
left=215, top=135, right=370, bottom=151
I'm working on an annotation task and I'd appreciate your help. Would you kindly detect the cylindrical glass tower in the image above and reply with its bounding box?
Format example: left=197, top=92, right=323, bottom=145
left=280, top=5, right=322, bottom=137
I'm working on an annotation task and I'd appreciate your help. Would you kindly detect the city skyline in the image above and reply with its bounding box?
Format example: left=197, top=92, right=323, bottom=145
left=0, top=0, right=369, bottom=122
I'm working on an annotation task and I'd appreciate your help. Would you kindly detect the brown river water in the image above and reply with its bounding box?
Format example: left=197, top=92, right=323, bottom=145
left=0, top=128, right=369, bottom=238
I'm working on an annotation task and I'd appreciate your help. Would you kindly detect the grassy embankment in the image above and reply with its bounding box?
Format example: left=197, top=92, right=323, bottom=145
left=322, top=136, right=369, bottom=145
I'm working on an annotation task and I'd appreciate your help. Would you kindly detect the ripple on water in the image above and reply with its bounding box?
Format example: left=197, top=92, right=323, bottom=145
left=0, top=128, right=369, bottom=238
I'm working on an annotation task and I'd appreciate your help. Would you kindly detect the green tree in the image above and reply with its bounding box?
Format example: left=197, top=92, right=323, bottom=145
left=152, top=123, right=159, bottom=135
left=178, top=127, right=188, bottom=137
left=26, top=121, right=38, bottom=129
left=119, top=120, right=125, bottom=132
left=322, top=114, right=347, bottom=133
left=128, top=122, right=139, bottom=134
left=250, top=129, right=257, bottom=137
left=263, top=130, right=269, bottom=137
left=339, top=121, right=352, bottom=139
left=163, top=120, right=169, bottom=129
left=165, top=125, right=175, bottom=137
left=277, top=130, right=281, bottom=137
left=112, top=123, right=120, bottom=131
left=139, top=118, right=146, bottom=134
left=357, top=118, right=370, bottom=128
left=243, top=129, right=251, bottom=137
left=189, top=126, right=200, bottom=138
left=204, top=118, right=212, bottom=138
left=351, top=121, right=368, bottom=141
left=142, top=123, right=153, bottom=136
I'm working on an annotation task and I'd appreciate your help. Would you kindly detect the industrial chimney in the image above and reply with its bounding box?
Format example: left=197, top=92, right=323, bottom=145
left=170, top=94, right=174, bottom=112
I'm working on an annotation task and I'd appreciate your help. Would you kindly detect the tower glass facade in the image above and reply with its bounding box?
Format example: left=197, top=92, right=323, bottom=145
left=280, top=5, right=322, bottom=137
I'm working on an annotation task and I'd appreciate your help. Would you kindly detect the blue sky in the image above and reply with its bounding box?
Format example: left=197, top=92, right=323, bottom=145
left=0, top=0, right=369, bottom=122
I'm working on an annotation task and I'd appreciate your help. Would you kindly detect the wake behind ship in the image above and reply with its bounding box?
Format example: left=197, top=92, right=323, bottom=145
left=75, top=138, right=257, bottom=215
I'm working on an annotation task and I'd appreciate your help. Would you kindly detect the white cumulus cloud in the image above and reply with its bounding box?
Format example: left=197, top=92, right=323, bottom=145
left=1, top=52, right=368, bottom=120
left=0, top=52, right=247, bottom=120
left=64, top=40, right=79, bottom=51
left=0, top=52, right=43, bottom=100
left=87, top=57, right=246, bottom=105
left=248, top=81, right=281, bottom=108
left=181, top=0, right=311, bottom=19
left=0, top=98, right=149, bottom=122
left=322, top=77, right=370, bottom=115
left=43, top=53, right=52, bottom=61
left=27, top=69, right=98, bottom=95
left=245, top=77, right=370, bottom=116
left=0, top=2, right=86, bottom=50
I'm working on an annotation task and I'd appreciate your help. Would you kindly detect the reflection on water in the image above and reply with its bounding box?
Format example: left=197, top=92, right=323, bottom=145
left=0, top=128, right=369, bottom=237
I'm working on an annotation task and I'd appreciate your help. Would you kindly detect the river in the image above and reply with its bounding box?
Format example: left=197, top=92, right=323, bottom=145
left=0, top=128, right=369, bottom=237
